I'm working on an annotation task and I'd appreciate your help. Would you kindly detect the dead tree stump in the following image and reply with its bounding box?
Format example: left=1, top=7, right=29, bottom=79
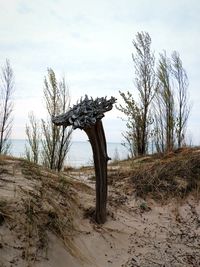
left=52, top=95, right=116, bottom=224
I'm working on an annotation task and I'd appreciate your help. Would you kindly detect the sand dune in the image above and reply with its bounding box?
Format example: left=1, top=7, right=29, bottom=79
left=1, top=151, right=200, bottom=267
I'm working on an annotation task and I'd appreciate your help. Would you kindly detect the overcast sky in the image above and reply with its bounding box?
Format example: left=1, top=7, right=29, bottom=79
left=0, top=0, right=200, bottom=143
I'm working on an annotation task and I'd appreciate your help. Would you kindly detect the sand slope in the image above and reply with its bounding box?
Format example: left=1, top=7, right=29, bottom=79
left=1, top=153, right=200, bottom=267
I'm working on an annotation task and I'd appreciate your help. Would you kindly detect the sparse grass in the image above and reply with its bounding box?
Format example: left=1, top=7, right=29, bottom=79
left=139, top=201, right=151, bottom=212
left=87, top=175, right=96, bottom=181
left=0, top=198, right=14, bottom=226
left=0, top=200, right=7, bottom=225
left=131, top=149, right=200, bottom=200
left=21, top=180, right=78, bottom=263
left=21, top=191, right=76, bottom=263
left=0, top=157, right=84, bottom=265
left=0, top=166, right=10, bottom=175
left=20, top=159, right=42, bottom=180
left=63, top=165, right=74, bottom=172
left=83, top=206, right=96, bottom=221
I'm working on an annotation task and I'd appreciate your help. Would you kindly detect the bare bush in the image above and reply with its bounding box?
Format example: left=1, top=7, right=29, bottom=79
left=0, top=59, right=14, bottom=154
left=25, top=112, right=41, bottom=164
left=41, top=69, right=72, bottom=171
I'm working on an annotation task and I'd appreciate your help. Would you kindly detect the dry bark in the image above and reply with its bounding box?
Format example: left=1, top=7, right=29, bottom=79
left=52, top=95, right=116, bottom=224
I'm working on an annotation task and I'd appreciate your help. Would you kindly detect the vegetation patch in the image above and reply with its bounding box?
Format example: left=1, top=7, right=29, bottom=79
left=0, top=157, right=83, bottom=265
left=131, top=149, right=200, bottom=200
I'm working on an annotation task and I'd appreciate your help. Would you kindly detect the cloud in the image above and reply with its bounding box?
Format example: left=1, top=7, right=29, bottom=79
left=17, top=2, right=33, bottom=14
left=0, top=0, right=200, bottom=144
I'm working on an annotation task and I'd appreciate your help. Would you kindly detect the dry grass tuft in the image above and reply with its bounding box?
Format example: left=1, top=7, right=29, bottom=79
left=0, top=157, right=84, bottom=265
left=131, top=149, right=200, bottom=200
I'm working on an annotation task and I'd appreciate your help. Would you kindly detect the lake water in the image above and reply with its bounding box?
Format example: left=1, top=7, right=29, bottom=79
left=10, top=139, right=128, bottom=168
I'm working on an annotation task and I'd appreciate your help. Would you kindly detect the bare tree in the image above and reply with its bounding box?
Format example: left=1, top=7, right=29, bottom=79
left=154, top=51, right=190, bottom=152
left=25, top=112, right=41, bottom=163
left=41, top=69, right=72, bottom=171
left=118, top=32, right=156, bottom=156
left=117, top=90, right=143, bottom=157
left=172, top=51, right=190, bottom=148
left=156, top=52, right=175, bottom=152
left=153, top=91, right=165, bottom=153
left=0, top=60, right=14, bottom=154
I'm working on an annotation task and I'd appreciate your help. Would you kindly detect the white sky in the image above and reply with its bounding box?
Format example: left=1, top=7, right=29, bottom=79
left=0, top=0, right=200, bottom=143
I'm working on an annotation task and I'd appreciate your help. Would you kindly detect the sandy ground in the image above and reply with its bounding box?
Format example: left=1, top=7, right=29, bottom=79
left=1, top=157, right=200, bottom=267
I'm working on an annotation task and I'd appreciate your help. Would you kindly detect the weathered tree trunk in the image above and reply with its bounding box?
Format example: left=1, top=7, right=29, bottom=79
left=84, top=120, right=109, bottom=224
left=52, top=95, right=116, bottom=224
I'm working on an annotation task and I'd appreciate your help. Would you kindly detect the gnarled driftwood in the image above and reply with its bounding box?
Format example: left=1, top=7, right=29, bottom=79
left=52, top=95, right=116, bottom=224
